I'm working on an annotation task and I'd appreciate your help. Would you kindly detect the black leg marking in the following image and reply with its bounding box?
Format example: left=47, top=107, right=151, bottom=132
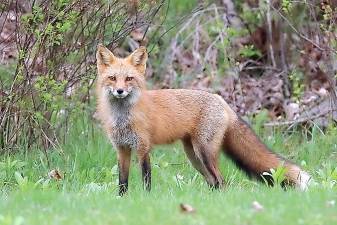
left=118, top=162, right=129, bottom=196
left=117, top=148, right=131, bottom=196
left=118, top=178, right=128, bottom=196
left=141, top=156, right=151, bottom=192
left=118, top=173, right=128, bottom=196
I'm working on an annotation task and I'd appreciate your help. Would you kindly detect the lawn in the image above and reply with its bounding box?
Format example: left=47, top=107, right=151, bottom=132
left=0, top=116, right=336, bottom=225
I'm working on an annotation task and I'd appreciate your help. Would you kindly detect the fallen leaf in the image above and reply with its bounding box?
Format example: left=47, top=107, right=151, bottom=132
left=180, top=203, right=196, bottom=213
left=252, top=201, right=264, bottom=212
left=48, top=169, right=62, bottom=180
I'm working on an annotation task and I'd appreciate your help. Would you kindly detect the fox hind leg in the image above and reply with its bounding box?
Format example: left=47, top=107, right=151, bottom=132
left=192, top=140, right=224, bottom=189
left=183, top=137, right=224, bottom=189
left=182, top=138, right=209, bottom=177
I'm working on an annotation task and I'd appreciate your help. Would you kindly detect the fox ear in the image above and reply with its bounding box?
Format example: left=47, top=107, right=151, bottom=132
left=128, top=46, right=148, bottom=72
left=96, top=44, right=115, bottom=66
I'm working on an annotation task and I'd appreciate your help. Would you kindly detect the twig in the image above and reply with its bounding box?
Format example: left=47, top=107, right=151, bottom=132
left=148, top=5, right=204, bottom=54
left=266, top=0, right=276, bottom=68
left=280, top=32, right=290, bottom=98
left=264, top=108, right=337, bottom=127
left=271, top=5, right=337, bottom=54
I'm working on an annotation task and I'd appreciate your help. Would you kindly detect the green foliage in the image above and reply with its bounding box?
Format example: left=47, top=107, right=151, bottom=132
left=0, top=64, right=15, bottom=88
left=21, top=6, right=45, bottom=32
left=0, top=158, right=26, bottom=186
left=0, top=116, right=336, bottom=192
left=1, top=0, right=150, bottom=150
left=21, top=1, right=79, bottom=47
left=251, top=109, right=269, bottom=136
left=316, top=164, right=337, bottom=189
left=240, top=3, right=263, bottom=28
left=239, top=45, right=262, bottom=58
left=289, top=69, right=305, bottom=102
left=34, top=75, right=67, bottom=107
left=262, top=164, right=287, bottom=187
left=0, top=117, right=336, bottom=224
left=320, top=2, right=336, bottom=33
left=281, top=0, right=293, bottom=13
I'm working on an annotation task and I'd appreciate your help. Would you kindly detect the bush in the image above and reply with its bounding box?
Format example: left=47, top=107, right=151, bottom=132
left=0, top=0, right=165, bottom=152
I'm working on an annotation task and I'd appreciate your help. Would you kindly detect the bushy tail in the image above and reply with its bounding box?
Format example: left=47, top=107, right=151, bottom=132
left=223, top=117, right=311, bottom=190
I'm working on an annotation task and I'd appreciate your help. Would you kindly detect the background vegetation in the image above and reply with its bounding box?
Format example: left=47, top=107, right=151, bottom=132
left=0, top=0, right=336, bottom=224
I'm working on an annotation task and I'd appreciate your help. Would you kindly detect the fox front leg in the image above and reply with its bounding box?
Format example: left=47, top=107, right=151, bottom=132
left=117, top=148, right=131, bottom=196
left=137, top=149, right=151, bottom=192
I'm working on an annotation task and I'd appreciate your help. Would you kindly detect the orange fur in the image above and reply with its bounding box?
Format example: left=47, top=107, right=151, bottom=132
left=95, top=45, right=311, bottom=195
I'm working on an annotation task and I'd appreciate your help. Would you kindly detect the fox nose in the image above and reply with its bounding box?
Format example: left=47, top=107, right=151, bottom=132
left=116, top=89, right=124, bottom=95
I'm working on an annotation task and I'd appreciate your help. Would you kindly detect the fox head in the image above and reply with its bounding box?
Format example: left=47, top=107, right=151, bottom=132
left=96, top=44, right=147, bottom=102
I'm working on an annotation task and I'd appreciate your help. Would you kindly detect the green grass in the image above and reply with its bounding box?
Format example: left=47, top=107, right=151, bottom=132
left=0, top=115, right=336, bottom=225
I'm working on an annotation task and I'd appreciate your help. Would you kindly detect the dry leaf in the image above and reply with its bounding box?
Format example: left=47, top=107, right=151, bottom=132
left=180, top=203, right=196, bottom=213
left=284, top=102, right=300, bottom=120
left=48, top=169, right=62, bottom=180
left=252, top=201, right=264, bottom=212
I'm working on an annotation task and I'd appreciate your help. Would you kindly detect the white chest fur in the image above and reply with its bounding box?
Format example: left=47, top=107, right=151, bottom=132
left=108, top=100, right=139, bottom=150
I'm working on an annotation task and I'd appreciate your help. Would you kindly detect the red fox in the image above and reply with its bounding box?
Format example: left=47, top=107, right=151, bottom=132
left=95, top=44, right=311, bottom=195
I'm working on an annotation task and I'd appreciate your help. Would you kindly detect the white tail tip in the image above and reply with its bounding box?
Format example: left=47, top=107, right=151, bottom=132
left=297, top=170, right=312, bottom=191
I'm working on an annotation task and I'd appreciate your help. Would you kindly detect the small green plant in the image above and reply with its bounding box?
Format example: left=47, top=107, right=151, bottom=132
left=14, top=172, right=29, bottom=190
left=262, top=164, right=287, bottom=187
left=250, top=109, right=269, bottom=136
left=281, top=0, right=293, bottom=13
left=289, top=69, right=305, bottom=102
left=174, top=174, right=185, bottom=190
left=316, top=164, right=337, bottom=189
left=0, top=158, right=26, bottom=187
left=240, top=3, right=262, bottom=29
left=239, top=45, right=262, bottom=58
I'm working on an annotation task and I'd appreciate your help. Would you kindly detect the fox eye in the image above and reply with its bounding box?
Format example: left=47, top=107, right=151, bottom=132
left=109, top=76, right=116, bottom=81
left=126, top=77, right=134, bottom=81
